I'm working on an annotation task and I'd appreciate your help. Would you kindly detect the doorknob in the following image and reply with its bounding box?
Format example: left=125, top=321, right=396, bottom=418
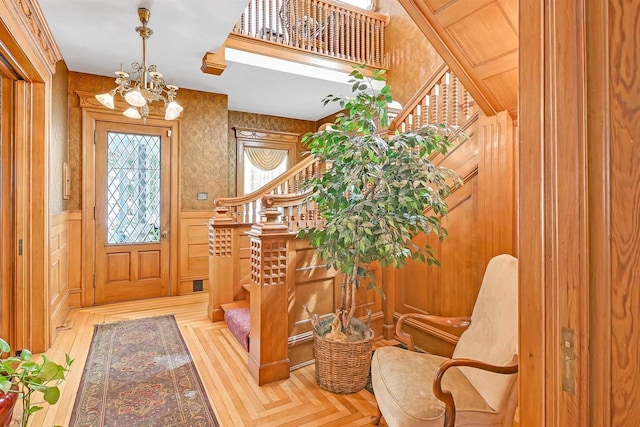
left=162, top=227, right=169, bottom=241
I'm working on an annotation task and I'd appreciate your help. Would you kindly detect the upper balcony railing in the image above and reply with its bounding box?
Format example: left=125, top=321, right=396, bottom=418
left=232, top=0, right=390, bottom=68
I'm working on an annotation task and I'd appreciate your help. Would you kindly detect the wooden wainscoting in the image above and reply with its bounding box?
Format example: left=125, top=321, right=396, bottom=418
left=288, top=238, right=383, bottom=369
left=179, top=211, right=214, bottom=295
left=67, top=211, right=82, bottom=307
left=49, top=212, right=71, bottom=342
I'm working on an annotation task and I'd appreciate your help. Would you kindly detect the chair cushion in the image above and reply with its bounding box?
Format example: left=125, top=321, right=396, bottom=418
left=371, top=347, right=502, bottom=427
left=452, top=254, right=518, bottom=411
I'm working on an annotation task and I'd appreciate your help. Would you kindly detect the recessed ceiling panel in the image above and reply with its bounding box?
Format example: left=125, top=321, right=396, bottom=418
left=446, top=2, right=518, bottom=67
left=483, top=68, right=518, bottom=113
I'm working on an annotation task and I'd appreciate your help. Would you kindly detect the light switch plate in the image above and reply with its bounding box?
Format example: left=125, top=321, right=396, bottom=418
left=197, top=192, right=208, bottom=201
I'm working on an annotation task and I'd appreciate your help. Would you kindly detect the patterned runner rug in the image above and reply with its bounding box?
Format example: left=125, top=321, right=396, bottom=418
left=70, top=315, right=219, bottom=427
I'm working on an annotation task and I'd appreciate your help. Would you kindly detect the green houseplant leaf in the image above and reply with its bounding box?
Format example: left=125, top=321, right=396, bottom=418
left=299, top=65, right=464, bottom=338
left=0, top=337, right=72, bottom=427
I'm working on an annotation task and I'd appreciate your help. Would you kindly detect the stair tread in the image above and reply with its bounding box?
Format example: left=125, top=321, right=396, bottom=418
left=221, top=300, right=250, bottom=311
left=242, top=283, right=251, bottom=293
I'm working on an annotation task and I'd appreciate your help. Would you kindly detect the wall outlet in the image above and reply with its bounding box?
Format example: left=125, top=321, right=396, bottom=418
left=196, top=192, right=208, bottom=201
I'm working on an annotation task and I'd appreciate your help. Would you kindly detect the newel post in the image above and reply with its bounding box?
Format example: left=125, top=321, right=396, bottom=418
left=247, top=205, right=294, bottom=385
left=208, top=206, right=236, bottom=322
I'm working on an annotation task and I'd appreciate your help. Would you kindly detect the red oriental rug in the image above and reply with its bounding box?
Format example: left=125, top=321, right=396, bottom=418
left=70, top=315, right=219, bottom=427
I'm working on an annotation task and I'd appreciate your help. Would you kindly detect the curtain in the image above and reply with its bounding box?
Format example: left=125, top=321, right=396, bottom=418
left=245, top=147, right=288, bottom=171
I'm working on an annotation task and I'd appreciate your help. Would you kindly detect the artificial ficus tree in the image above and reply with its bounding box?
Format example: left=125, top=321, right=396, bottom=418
left=299, top=66, right=464, bottom=340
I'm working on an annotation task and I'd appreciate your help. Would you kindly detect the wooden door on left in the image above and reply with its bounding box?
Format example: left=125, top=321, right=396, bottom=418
left=94, top=121, right=171, bottom=304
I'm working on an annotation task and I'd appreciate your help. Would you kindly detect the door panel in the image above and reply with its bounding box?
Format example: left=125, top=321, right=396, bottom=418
left=95, top=121, right=170, bottom=304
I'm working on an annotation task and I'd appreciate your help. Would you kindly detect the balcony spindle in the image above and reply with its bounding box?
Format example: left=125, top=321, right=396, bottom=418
left=452, top=74, right=459, bottom=127
left=442, top=74, right=449, bottom=126
left=464, top=88, right=470, bottom=121
left=340, top=11, right=345, bottom=59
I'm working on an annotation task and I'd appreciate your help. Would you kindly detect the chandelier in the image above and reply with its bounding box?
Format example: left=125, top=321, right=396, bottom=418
left=95, top=8, right=183, bottom=122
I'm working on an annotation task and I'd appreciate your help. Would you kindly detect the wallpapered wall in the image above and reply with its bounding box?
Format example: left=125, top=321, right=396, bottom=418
left=50, top=60, right=69, bottom=215
left=66, top=72, right=317, bottom=210
left=378, top=0, right=444, bottom=107
left=227, top=111, right=316, bottom=197
left=67, top=72, right=229, bottom=210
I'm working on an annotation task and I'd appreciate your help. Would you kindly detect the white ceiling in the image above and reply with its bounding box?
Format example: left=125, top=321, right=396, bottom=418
left=39, top=0, right=354, bottom=121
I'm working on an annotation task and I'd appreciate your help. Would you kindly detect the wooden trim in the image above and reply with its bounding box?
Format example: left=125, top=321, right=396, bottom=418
left=586, top=1, right=611, bottom=425
left=0, top=78, right=14, bottom=345
left=518, top=0, right=545, bottom=423
left=4, top=0, right=62, bottom=73
left=225, top=34, right=385, bottom=74
left=520, top=0, right=593, bottom=424
left=201, top=46, right=227, bottom=76
left=321, top=0, right=390, bottom=23
left=234, top=127, right=299, bottom=197
left=80, top=103, right=181, bottom=305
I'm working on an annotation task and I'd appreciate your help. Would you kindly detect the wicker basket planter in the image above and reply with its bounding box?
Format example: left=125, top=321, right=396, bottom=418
left=313, top=330, right=374, bottom=394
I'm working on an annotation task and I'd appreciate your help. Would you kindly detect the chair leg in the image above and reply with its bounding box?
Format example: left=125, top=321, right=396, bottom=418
left=371, top=407, right=383, bottom=425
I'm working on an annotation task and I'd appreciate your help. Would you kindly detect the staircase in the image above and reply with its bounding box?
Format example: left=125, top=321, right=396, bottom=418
left=208, top=65, right=479, bottom=386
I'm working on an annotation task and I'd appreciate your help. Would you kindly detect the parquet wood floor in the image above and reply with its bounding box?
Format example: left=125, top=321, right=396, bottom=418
left=26, top=293, right=388, bottom=426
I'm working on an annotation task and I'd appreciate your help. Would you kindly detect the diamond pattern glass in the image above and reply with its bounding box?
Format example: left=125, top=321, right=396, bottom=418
left=106, top=132, right=161, bottom=244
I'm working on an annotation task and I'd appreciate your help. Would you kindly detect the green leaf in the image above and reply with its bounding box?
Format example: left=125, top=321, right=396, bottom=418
left=43, top=386, right=61, bottom=404
left=0, top=378, right=12, bottom=393
left=0, top=338, right=10, bottom=353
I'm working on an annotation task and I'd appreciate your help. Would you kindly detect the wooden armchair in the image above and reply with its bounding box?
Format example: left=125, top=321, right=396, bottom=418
left=371, top=254, right=519, bottom=427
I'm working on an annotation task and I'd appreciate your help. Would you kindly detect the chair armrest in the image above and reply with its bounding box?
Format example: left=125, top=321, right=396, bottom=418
left=395, top=313, right=471, bottom=351
left=433, top=358, right=519, bottom=427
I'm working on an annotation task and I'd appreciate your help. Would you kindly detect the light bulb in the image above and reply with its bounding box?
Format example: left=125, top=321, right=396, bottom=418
left=95, top=92, right=115, bottom=109
left=164, top=101, right=183, bottom=120
left=123, top=107, right=141, bottom=119
left=124, top=89, right=147, bottom=107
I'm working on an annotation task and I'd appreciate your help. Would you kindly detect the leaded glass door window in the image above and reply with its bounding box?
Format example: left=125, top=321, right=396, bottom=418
left=106, top=132, right=161, bottom=244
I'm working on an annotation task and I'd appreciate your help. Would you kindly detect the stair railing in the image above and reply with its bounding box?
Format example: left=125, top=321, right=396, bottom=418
left=389, top=64, right=478, bottom=133
left=214, top=155, right=321, bottom=225
left=208, top=155, right=321, bottom=322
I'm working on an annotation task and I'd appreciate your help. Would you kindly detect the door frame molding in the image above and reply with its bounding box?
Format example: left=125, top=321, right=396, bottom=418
left=78, top=93, right=180, bottom=306
left=0, top=1, right=60, bottom=352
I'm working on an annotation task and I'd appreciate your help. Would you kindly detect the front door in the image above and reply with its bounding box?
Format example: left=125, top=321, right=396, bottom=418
left=95, top=121, right=171, bottom=304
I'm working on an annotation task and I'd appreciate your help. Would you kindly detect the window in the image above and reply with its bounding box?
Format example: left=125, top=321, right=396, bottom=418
left=235, top=128, right=298, bottom=196
left=243, top=148, right=289, bottom=194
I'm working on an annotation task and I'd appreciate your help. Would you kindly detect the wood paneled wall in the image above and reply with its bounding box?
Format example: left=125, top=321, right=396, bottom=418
left=67, top=211, right=82, bottom=307
left=49, top=212, right=70, bottom=342
left=179, top=211, right=213, bottom=295
left=388, top=110, right=516, bottom=355
left=288, top=239, right=382, bottom=369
